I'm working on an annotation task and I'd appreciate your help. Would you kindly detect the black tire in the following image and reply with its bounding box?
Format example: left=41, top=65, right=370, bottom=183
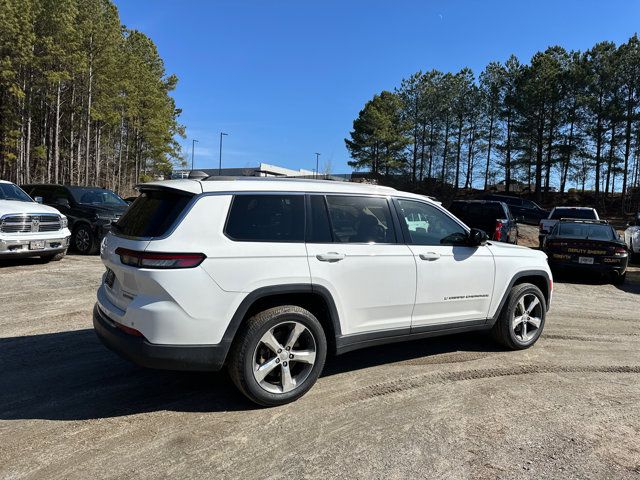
left=73, top=224, right=97, bottom=254
left=613, top=271, right=626, bottom=285
left=40, top=249, right=67, bottom=262
left=491, top=283, right=546, bottom=350
left=228, top=305, right=327, bottom=407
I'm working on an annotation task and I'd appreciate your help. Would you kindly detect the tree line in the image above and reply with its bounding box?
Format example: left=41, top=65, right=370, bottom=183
left=0, top=0, right=183, bottom=194
left=345, top=36, right=640, bottom=203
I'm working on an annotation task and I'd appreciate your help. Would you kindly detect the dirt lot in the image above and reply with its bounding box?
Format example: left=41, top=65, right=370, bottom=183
left=1, top=230, right=639, bottom=479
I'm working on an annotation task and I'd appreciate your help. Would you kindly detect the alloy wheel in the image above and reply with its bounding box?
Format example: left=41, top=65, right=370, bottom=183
left=252, top=321, right=317, bottom=394
left=512, top=293, right=542, bottom=343
left=75, top=228, right=91, bottom=252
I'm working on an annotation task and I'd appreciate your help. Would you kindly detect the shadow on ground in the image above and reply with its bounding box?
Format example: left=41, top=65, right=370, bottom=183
left=553, top=266, right=640, bottom=295
left=0, top=328, right=498, bottom=421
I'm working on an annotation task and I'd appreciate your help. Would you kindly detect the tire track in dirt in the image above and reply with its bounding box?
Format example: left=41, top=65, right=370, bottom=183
left=395, top=351, right=492, bottom=366
left=544, top=333, right=639, bottom=342
left=340, top=364, right=640, bottom=405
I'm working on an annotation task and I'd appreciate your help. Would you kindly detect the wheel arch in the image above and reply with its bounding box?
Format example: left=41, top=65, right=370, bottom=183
left=220, top=284, right=342, bottom=364
left=489, top=270, right=551, bottom=326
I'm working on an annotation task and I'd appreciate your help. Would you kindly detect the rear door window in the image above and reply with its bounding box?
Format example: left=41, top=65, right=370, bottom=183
left=115, top=189, right=193, bottom=238
left=225, top=194, right=305, bottom=242
left=325, top=195, right=396, bottom=243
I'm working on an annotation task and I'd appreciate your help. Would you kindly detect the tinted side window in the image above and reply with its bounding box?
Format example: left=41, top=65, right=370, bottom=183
left=307, top=195, right=333, bottom=243
left=397, top=199, right=467, bottom=246
left=29, top=186, right=56, bottom=203
left=225, top=194, right=305, bottom=242
left=325, top=195, right=396, bottom=243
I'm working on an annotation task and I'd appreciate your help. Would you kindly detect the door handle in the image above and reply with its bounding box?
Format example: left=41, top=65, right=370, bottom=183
left=419, top=252, right=440, bottom=261
left=316, top=252, right=345, bottom=262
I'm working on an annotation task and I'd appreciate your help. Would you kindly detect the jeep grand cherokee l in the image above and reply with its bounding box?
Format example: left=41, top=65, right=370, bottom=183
left=94, top=179, right=552, bottom=406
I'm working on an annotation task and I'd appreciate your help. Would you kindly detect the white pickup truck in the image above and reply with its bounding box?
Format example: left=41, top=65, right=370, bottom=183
left=0, top=180, right=71, bottom=261
left=538, top=206, right=599, bottom=248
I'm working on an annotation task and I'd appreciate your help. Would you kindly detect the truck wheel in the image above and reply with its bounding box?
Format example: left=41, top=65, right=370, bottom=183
left=40, top=250, right=67, bottom=262
left=73, top=224, right=97, bottom=254
left=491, top=283, right=546, bottom=350
left=228, top=305, right=327, bottom=407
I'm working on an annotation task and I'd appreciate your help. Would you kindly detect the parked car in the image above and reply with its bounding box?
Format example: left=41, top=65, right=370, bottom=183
left=0, top=180, right=70, bottom=261
left=94, top=178, right=553, bottom=406
left=22, top=184, right=128, bottom=254
left=544, top=219, right=628, bottom=284
left=481, top=194, right=549, bottom=225
left=623, top=212, right=640, bottom=262
left=448, top=200, right=519, bottom=244
left=539, top=207, right=599, bottom=248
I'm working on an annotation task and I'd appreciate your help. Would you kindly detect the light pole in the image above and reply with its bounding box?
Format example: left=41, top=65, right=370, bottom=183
left=219, top=132, right=228, bottom=176
left=191, top=139, right=199, bottom=170
left=315, top=152, right=321, bottom=179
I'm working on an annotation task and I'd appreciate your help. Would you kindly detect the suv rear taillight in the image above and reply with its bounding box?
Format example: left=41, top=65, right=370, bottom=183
left=493, top=221, right=503, bottom=241
left=614, top=247, right=628, bottom=256
left=115, top=248, right=206, bottom=269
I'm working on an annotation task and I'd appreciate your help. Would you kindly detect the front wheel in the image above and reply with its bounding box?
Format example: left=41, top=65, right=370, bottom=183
left=73, top=224, right=97, bottom=255
left=491, top=283, right=546, bottom=350
left=228, top=305, right=327, bottom=406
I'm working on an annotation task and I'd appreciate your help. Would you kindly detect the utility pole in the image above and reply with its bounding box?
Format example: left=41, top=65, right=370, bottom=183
left=191, top=139, right=198, bottom=170
left=219, top=132, right=228, bottom=175
left=315, top=152, right=321, bottom=179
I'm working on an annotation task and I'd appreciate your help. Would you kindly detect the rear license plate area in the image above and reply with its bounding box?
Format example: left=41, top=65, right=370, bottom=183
left=579, top=256, right=594, bottom=265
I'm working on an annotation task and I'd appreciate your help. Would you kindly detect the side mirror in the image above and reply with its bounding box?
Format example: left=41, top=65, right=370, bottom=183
left=54, top=197, right=70, bottom=209
left=34, top=196, right=43, bottom=204
left=468, top=228, right=489, bottom=246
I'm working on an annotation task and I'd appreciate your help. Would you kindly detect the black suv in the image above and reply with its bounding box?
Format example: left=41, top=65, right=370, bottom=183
left=22, top=184, right=128, bottom=254
left=449, top=200, right=519, bottom=244
left=481, top=194, right=548, bottom=225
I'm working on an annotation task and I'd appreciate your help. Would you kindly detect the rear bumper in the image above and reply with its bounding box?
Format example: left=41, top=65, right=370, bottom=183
left=93, top=303, right=228, bottom=371
left=547, top=258, right=628, bottom=275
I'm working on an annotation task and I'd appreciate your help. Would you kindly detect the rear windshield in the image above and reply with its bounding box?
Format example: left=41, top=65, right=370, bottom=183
left=114, top=189, right=193, bottom=237
left=555, top=223, right=615, bottom=240
left=550, top=208, right=596, bottom=220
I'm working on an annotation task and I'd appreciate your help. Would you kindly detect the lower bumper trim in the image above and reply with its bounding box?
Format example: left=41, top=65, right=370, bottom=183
left=93, top=304, right=228, bottom=371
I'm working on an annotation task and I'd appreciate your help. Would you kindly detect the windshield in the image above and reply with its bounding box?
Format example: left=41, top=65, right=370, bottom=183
left=0, top=183, right=33, bottom=202
left=550, top=208, right=596, bottom=220
left=69, top=187, right=127, bottom=206
left=555, top=223, right=615, bottom=240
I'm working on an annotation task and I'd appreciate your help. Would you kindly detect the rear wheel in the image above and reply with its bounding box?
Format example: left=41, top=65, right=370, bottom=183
left=613, top=271, right=626, bottom=285
left=228, top=305, right=327, bottom=406
left=492, top=283, right=546, bottom=350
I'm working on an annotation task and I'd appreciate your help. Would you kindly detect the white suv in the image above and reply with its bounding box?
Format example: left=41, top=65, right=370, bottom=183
left=94, top=179, right=552, bottom=406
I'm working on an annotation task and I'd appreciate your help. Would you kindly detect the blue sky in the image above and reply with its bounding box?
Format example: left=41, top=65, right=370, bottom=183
left=114, top=0, right=640, bottom=174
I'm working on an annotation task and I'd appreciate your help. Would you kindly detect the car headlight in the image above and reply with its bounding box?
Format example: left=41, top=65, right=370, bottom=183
left=60, top=216, right=68, bottom=228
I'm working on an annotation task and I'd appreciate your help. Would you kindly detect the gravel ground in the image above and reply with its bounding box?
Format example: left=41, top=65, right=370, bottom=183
left=1, top=233, right=639, bottom=480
